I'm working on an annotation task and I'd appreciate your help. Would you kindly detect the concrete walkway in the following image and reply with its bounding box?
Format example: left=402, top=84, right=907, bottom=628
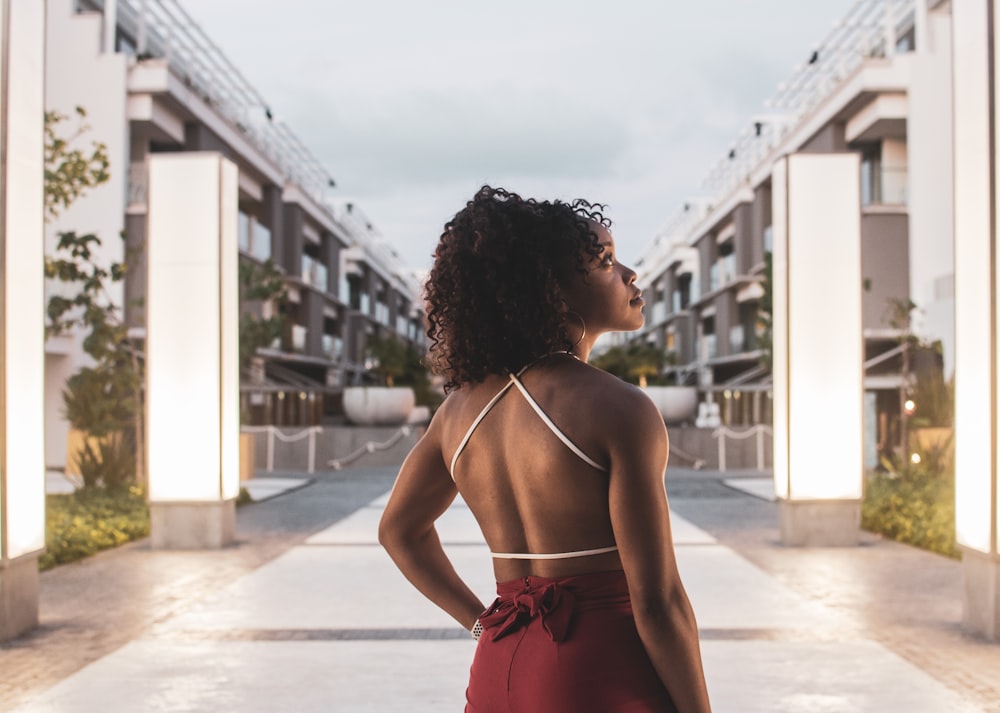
left=3, top=466, right=998, bottom=712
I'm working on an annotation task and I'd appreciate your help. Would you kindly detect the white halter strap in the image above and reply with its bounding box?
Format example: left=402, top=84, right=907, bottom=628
left=449, top=363, right=608, bottom=478
left=507, top=374, right=607, bottom=472
left=449, top=378, right=518, bottom=476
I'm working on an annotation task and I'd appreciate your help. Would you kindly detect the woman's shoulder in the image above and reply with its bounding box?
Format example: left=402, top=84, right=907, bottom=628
left=534, top=359, right=663, bottom=426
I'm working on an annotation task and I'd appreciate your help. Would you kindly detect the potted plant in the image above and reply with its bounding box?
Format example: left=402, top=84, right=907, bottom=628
left=343, top=334, right=417, bottom=426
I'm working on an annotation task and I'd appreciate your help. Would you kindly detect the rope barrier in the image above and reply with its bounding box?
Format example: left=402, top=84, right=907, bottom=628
left=242, top=426, right=322, bottom=472
left=329, top=426, right=412, bottom=470
left=668, top=443, right=706, bottom=470
left=711, top=425, right=773, bottom=472
left=241, top=425, right=418, bottom=473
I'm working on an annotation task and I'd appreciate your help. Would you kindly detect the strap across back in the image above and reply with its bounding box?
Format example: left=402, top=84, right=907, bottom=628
left=449, top=370, right=607, bottom=478
left=448, top=364, right=617, bottom=561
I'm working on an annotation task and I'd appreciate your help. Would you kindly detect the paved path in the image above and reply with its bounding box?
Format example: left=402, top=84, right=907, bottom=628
left=3, top=466, right=998, bottom=712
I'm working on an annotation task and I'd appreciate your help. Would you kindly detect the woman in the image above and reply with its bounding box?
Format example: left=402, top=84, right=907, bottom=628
left=379, top=186, right=712, bottom=713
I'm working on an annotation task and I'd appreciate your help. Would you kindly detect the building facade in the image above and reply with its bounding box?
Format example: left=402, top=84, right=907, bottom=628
left=44, top=0, right=426, bottom=469
left=630, top=0, right=953, bottom=467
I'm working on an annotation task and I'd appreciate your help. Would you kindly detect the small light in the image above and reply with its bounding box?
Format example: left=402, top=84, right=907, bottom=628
left=299, top=392, right=307, bottom=400
left=911, top=453, right=921, bottom=465
left=904, top=399, right=916, bottom=415
left=278, top=392, right=285, bottom=400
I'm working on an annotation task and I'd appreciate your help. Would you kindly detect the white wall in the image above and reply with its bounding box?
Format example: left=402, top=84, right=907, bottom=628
left=43, top=0, right=128, bottom=468
left=907, top=8, right=955, bottom=376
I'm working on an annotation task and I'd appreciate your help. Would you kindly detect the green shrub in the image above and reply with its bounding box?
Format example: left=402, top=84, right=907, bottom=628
left=862, top=445, right=959, bottom=559
left=40, top=486, right=150, bottom=570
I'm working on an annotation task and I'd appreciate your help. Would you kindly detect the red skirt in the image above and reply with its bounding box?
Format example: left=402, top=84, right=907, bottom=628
left=465, top=570, right=678, bottom=713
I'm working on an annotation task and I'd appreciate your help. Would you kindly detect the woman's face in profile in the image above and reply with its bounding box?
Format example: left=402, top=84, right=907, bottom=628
left=560, top=224, right=645, bottom=336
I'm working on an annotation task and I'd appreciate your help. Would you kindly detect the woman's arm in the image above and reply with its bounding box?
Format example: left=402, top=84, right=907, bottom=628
left=378, top=416, right=486, bottom=631
left=605, top=388, right=712, bottom=713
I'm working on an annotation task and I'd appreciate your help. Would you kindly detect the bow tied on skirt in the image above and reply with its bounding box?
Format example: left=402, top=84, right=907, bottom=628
left=478, top=580, right=576, bottom=642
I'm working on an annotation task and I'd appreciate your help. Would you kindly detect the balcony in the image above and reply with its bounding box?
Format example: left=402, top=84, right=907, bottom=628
left=375, top=302, right=390, bottom=325
left=709, top=254, right=737, bottom=292
left=862, top=165, right=908, bottom=208
left=238, top=212, right=272, bottom=262
left=702, top=334, right=717, bottom=360
left=291, top=325, right=307, bottom=354
left=322, top=334, right=343, bottom=361
left=301, top=255, right=329, bottom=291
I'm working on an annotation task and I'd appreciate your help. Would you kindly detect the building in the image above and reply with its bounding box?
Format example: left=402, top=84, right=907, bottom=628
left=44, top=0, right=425, bottom=470
left=631, top=0, right=953, bottom=467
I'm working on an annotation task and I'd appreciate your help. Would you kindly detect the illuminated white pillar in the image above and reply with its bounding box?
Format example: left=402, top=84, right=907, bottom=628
left=772, top=153, right=863, bottom=546
left=953, top=0, right=1000, bottom=640
left=0, top=0, right=46, bottom=641
left=146, top=153, right=240, bottom=549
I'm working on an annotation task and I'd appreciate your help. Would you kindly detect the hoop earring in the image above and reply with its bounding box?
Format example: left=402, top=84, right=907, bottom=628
left=565, top=310, right=586, bottom=349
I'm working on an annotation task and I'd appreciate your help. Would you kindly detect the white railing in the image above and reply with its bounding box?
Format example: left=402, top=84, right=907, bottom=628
left=116, top=0, right=335, bottom=212
left=712, top=425, right=774, bottom=472
left=700, top=0, right=915, bottom=200
left=243, top=425, right=322, bottom=474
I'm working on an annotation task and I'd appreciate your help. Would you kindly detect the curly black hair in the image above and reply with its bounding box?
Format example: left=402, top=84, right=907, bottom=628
left=424, top=186, right=611, bottom=390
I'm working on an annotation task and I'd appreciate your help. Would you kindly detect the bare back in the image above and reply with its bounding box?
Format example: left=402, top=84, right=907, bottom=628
left=439, top=355, right=637, bottom=581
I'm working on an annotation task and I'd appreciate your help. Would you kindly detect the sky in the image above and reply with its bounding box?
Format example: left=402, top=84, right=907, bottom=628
left=183, top=0, right=857, bottom=270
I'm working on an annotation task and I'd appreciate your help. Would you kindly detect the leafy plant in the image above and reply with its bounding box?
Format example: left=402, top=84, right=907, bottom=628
left=239, top=258, right=288, bottom=369
left=909, top=368, right=954, bottom=429
left=592, top=342, right=667, bottom=386
left=365, top=334, right=410, bottom=387
left=363, top=334, right=439, bottom=407
left=40, top=485, right=149, bottom=570
left=757, top=251, right=772, bottom=370
left=76, top=432, right=137, bottom=490
left=863, top=442, right=958, bottom=559
left=44, top=107, right=109, bottom=220
left=45, top=107, right=143, bottom=488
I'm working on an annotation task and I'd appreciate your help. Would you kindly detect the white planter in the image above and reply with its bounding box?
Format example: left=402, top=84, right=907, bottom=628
left=343, top=386, right=416, bottom=426
left=642, top=386, right=699, bottom=424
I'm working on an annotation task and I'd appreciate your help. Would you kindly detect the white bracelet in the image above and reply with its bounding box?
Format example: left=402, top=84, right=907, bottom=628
left=471, top=620, right=484, bottom=641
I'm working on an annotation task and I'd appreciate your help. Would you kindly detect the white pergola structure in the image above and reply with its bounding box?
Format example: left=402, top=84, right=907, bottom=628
left=952, top=0, right=1000, bottom=641
left=0, top=0, right=45, bottom=641
left=146, top=153, right=240, bottom=549
left=771, top=153, right=864, bottom=546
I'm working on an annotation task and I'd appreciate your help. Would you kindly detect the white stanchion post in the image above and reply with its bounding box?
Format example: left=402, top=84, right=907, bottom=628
left=146, top=153, right=239, bottom=549
left=266, top=426, right=274, bottom=472
left=0, top=0, right=45, bottom=641
left=952, top=0, right=1000, bottom=640
left=772, top=153, right=863, bottom=546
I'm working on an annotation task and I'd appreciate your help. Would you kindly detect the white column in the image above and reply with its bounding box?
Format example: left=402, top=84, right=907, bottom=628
left=0, top=0, right=46, bottom=641
left=952, top=0, right=1000, bottom=640
left=146, top=153, right=240, bottom=549
left=772, top=153, right=864, bottom=546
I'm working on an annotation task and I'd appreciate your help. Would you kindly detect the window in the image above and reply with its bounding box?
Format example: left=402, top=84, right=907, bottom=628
left=702, top=316, right=716, bottom=359
left=860, top=144, right=907, bottom=207
left=292, top=325, right=307, bottom=354
left=252, top=221, right=272, bottom=261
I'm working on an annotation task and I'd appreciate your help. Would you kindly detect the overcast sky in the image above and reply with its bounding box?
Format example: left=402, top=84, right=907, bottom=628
left=184, top=0, right=856, bottom=270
